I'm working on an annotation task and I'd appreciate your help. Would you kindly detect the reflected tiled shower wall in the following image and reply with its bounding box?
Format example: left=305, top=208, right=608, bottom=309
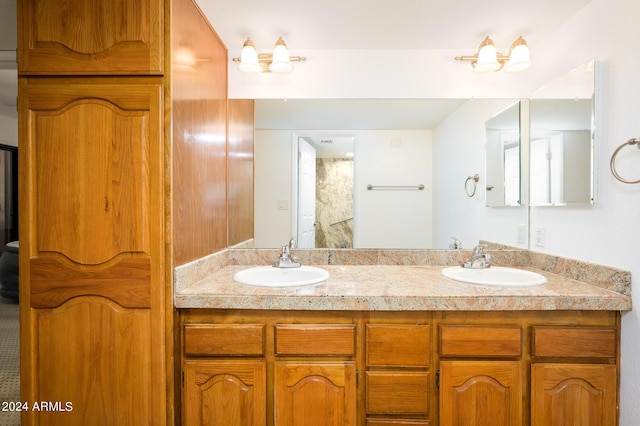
left=316, top=158, right=354, bottom=248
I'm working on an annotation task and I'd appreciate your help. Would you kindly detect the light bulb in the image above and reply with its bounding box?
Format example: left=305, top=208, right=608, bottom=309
left=269, top=37, right=293, bottom=73
left=239, top=38, right=262, bottom=73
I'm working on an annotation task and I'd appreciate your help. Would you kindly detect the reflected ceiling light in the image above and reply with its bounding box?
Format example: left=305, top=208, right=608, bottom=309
left=173, top=46, right=197, bottom=71
left=455, top=36, right=532, bottom=73
left=233, top=37, right=306, bottom=74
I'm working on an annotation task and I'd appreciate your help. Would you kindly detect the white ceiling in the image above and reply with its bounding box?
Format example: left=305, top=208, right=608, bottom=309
left=256, top=98, right=469, bottom=157
left=254, top=99, right=467, bottom=130
left=0, top=0, right=592, bottom=125
left=197, top=0, right=590, bottom=51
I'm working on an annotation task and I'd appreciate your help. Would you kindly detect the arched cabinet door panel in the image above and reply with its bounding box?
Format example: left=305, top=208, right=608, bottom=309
left=20, top=77, right=163, bottom=308
left=439, top=361, right=523, bottom=426
left=183, top=360, right=267, bottom=426
left=531, top=363, right=617, bottom=426
left=274, top=362, right=357, bottom=426
left=19, top=77, right=166, bottom=425
left=18, top=0, right=163, bottom=75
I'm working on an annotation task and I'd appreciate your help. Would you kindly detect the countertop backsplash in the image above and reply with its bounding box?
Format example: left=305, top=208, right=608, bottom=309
left=174, top=245, right=631, bottom=298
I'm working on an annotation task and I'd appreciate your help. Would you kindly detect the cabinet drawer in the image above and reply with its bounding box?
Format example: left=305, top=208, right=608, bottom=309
left=532, top=327, right=616, bottom=358
left=366, top=371, right=429, bottom=415
left=439, top=325, right=522, bottom=357
left=367, top=420, right=430, bottom=426
left=275, top=324, right=356, bottom=356
left=367, top=325, right=430, bottom=367
left=184, top=324, right=264, bottom=356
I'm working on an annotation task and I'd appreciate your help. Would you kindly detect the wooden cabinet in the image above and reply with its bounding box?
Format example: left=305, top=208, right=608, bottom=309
left=275, top=362, right=356, bottom=426
left=439, top=361, right=522, bottom=426
left=180, top=310, right=620, bottom=426
left=438, top=324, right=523, bottom=426
left=531, top=326, right=618, bottom=425
left=531, top=363, right=617, bottom=426
left=181, top=311, right=357, bottom=426
left=365, top=315, right=432, bottom=425
left=19, top=77, right=166, bottom=425
left=18, top=0, right=229, bottom=424
left=184, top=360, right=266, bottom=426
left=18, top=0, right=164, bottom=75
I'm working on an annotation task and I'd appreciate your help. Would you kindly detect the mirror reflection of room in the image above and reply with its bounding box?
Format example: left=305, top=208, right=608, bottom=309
left=290, top=134, right=356, bottom=249
left=253, top=99, right=530, bottom=250
left=529, top=59, right=595, bottom=205
left=485, top=101, right=522, bottom=207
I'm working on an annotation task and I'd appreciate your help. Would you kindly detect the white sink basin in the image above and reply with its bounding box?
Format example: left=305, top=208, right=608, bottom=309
left=233, top=266, right=330, bottom=287
left=441, top=266, right=547, bottom=287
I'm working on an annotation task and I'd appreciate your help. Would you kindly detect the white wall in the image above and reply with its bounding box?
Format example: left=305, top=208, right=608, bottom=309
left=229, top=49, right=546, bottom=100
left=526, top=2, right=640, bottom=423
left=253, top=130, right=294, bottom=247
left=354, top=130, right=432, bottom=248
left=255, top=129, right=434, bottom=249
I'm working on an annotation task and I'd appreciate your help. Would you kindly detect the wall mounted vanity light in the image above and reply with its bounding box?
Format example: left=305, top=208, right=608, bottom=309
left=455, top=36, right=532, bottom=73
left=232, top=37, right=306, bottom=74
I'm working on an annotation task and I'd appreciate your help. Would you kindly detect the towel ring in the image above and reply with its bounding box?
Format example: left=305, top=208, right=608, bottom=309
left=610, top=138, right=640, bottom=184
left=465, top=174, right=479, bottom=197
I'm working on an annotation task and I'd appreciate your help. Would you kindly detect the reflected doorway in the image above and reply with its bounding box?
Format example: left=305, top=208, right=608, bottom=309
left=0, top=144, right=18, bottom=248
left=295, top=133, right=355, bottom=249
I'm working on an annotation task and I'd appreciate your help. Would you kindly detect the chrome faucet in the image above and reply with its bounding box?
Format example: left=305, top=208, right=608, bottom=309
left=449, top=237, right=462, bottom=250
left=273, top=238, right=301, bottom=268
left=462, top=244, right=491, bottom=269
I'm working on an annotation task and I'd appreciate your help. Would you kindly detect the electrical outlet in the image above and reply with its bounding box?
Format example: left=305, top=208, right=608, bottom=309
left=534, top=226, right=545, bottom=247
left=277, top=200, right=289, bottom=211
left=517, top=225, right=527, bottom=244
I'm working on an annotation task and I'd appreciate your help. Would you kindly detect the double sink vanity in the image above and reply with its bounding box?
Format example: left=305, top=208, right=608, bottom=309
left=175, top=245, right=630, bottom=426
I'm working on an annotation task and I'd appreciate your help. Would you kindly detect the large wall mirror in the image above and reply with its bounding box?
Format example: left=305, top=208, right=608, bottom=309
left=233, top=60, right=596, bottom=250
left=250, top=98, right=528, bottom=250
left=529, top=59, right=596, bottom=205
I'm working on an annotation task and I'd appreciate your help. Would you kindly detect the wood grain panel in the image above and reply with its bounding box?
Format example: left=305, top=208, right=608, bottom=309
left=30, top=256, right=151, bottom=308
left=184, top=324, right=265, bottom=356
left=367, top=420, right=430, bottom=426
left=531, top=363, right=617, bottom=426
left=19, top=77, right=166, bottom=424
left=439, top=325, right=522, bottom=358
left=275, top=324, right=356, bottom=356
left=171, top=0, right=228, bottom=266
left=228, top=99, right=255, bottom=247
left=366, top=371, right=430, bottom=415
left=184, top=360, right=266, bottom=426
left=366, top=324, right=430, bottom=367
left=439, top=361, right=522, bottom=426
left=18, top=0, right=163, bottom=74
left=532, top=327, right=616, bottom=358
left=275, top=362, right=357, bottom=426
left=34, top=297, right=154, bottom=425
left=28, top=82, right=160, bottom=265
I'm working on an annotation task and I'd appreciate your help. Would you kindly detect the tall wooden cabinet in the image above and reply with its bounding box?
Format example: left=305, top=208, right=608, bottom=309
left=19, top=77, right=166, bottom=424
left=18, top=0, right=232, bottom=424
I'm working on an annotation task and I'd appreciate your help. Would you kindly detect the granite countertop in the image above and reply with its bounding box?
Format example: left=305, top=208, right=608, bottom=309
left=174, top=263, right=632, bottom=311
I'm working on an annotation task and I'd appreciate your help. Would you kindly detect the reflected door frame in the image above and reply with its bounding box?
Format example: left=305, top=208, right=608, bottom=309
left=291, top=131, right=357, bottom=249
left=0, top=144, right=18, bottom=249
